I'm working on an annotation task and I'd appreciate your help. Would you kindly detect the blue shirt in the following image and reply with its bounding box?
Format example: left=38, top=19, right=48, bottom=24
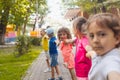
left=49, top=36, right=58, bottom=55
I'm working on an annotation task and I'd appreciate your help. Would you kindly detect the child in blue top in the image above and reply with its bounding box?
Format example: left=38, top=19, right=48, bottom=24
left=46, top=27, right=63, bottom=80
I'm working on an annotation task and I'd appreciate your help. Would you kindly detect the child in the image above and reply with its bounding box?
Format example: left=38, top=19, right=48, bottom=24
left=40, top=28, right=51, bottom=72
left=72, top=17, right=92, bottom=80
left=57, top=27, right=76, bottom=80
left=46, top=27, right=63, bottom=80
left=86, top=13, right=120, bottom=80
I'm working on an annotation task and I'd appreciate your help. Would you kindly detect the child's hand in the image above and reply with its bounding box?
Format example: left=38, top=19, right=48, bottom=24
left=86, top=52, right=92, bottom=59
left=63, top=62, right=68, bottom=68
left=63, top=39, right=73, bottom=44
left=85, top=45, right=96, bottom=59
left=55, top=40, right=60, bottom=46
left=86, top=51, right=96, bottom=59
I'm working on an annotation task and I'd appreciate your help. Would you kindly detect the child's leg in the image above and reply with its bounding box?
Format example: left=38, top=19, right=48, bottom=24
left=45, top=51, right=50, bottom=68
left=49, top=54, right=59, bottom=79
left=55, top=65, right=63, bottom=80
left=69, top=68, right=77, bottom=80
left=51, top=66, right=55, bottom=78
left=46, top=58, right=50, bottom=68
left=55, top=65, right=60, bottom=76
left=53, top=54, right=63, bottom=80
left=44, top=51, right=51, bottom=72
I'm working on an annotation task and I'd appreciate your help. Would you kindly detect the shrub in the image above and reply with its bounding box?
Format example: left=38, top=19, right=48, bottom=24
left=14, top=35, right=32, bottom=56
left=30, top=37, right=41, bottom=46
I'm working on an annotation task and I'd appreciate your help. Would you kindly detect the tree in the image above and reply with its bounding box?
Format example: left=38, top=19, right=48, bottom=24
left=0, top=0, right=12, bottom=44
left=0, top=0, right=48, bottom=44
left=71, top=0, right=120, bottom=14
left=32, top=0, right=48, bottom=31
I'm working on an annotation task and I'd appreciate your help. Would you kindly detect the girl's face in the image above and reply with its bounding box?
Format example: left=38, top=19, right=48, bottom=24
left=59, top=32, right=67, bottom=41
left=88, top=22, right=119, bottom=56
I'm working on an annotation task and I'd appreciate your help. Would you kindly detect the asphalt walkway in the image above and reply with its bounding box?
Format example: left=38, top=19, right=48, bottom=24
left=22, top=50, right=72, bottom=80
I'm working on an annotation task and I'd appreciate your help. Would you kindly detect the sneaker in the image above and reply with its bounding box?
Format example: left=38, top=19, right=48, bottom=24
left=58, top=77, right=63, bottom=80
left=44, top=68, right=51, bottom=73
left=48, top=78, right=55, bottom=80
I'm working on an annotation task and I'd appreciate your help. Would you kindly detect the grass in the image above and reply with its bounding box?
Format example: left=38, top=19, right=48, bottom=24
left=0, top=46, right=42, bottom=80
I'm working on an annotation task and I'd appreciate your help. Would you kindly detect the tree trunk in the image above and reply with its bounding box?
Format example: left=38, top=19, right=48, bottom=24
left=0, top=5, right=10, bottom=44
left=0, top=24, right=6, bottom=45
left=23, top=16, right=28, bottom=35
left=33, top=18, right=37, bottom=31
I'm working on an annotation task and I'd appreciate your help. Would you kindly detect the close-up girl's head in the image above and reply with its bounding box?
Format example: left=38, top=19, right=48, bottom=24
left=73, top=16, right=87, bottom=37
left=57, top=27, right=72, bottom=41
left=86, top=13, right=120, bottom=56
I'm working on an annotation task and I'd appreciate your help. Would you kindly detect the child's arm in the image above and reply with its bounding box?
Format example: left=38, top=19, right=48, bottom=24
left=108, top=71, right=120, bottom=80
left=85, top=45, right=96, bottom=59
left=54, top=40, right=60, bottom=46
left=63, top=38, right=76, bottom=45
left=63, top=62, right=68, bottom=68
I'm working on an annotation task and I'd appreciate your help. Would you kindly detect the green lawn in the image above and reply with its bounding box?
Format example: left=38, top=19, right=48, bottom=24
left=0, top=46, right=42, bottom=80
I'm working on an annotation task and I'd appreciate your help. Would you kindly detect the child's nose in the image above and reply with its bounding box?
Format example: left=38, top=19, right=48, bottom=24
left=93, top=36, right=99, bottom=43
left=61, top=34, right=64, bottom=37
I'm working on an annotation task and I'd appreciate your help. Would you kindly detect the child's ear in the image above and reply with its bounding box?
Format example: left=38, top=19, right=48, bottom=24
left=115, top=35, right=120, bottom=46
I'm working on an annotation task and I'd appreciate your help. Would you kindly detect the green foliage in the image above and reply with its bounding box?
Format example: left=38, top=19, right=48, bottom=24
left=9, top=0, right=34, bottom=26
left=74, top=0, right=96, bottom=13
left=31, top=37, right=41, bottom=46
left=64, top=0, right=120, bottom=14
left=14, top=35, right=32, bottom=56
left=0, top=0, right=48, bottom=31
left=0, top=46, right=41, bottom=80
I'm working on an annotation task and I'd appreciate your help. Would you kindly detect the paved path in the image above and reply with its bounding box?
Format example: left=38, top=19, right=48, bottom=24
left=22, top=51, right=72, bottom=80
left=0, top=43, right=15, bottom=48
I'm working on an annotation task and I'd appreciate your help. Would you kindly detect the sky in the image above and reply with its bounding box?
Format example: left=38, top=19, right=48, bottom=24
left=42, top=0, right=70, bottom=29
left=47, top=0, right=62, bottom=17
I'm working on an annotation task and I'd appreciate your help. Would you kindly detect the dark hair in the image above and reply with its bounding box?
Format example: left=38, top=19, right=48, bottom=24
left=46, top=26, right=51, bottom=29
left=87, top=13, right=120, bottom=47
left=73, top=16, right=87, bottom=34
left=57, top=27, right=72, bottom=40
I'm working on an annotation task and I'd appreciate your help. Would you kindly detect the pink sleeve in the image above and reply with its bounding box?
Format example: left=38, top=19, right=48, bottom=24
left=82, top=36, right=89, bottom=49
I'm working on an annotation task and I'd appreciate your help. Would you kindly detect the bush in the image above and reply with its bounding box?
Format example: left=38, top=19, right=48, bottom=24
left=30, top=37, right=41, bottom=46
left=14, top=35, right=32, bottom=56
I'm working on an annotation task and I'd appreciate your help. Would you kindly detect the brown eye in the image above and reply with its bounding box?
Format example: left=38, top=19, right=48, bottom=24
left=101, top=33, right=106, bottom=36
left=98, top=32, right=106, bottom=37
left=89, top=34, right=94, bottom=39
left=59, top=34, right=62, bottom=36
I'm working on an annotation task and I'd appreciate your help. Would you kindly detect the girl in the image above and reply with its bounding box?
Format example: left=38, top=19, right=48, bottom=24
left=72, top=17, right=91, bottom=80
left=57, top=27, right=76, bottom=80
left=86, top=13, right=120, bottom=80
